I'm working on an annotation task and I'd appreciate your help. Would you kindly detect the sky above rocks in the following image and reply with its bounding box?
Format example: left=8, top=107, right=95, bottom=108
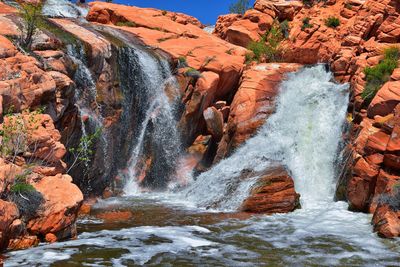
left=88, top=0, right=254, bottom=25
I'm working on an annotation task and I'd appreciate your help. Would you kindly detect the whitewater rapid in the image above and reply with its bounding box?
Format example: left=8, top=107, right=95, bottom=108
left=5, top=66, right=400, bottom=266
left=182, top=65, right=349, bottom=210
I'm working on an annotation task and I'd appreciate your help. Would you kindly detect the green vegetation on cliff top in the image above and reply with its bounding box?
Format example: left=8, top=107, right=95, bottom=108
left=362, top=47, right=399, bottom=105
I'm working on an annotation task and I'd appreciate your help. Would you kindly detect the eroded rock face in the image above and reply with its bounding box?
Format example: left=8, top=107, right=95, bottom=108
left=241, top=165, right=300, bottom=214
left=87, top=1, right=246, bottom=100
left=0, top=114, right=83, bottom=250
left=213, top=0, right=302, bottom=49
left=215, top=63, right=302, bottom=160
left=29, top=174, right=83, bottom=240
left=0, top=200, right=19, bottom=251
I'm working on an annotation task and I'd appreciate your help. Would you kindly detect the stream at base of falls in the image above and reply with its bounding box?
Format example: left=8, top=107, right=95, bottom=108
left=5, top=194, right=400, bottom=266
left=5, top=66, right=400, bottom=266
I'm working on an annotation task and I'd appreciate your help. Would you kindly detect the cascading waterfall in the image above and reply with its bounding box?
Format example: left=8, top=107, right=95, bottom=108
left=182, top=65, right=349, bottom=210
left=117, top=46, right=182, bottom=194
left=66, top=45, right=111, bottom=191
left=42, top=0, right=88, bottom=18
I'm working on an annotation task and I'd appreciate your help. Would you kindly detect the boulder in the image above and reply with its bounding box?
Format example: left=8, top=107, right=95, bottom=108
left=372, top=204, right=400, bottom=238
left=28, top=174, right=83, bottom=239
left=0, top=35, right=17, bottom=59
left=368, top=81, right=400, bottom=118
left=241, top=165, right=300, bottom=214
left=0, top=200, right=19, bottom=251
left=225, top=20, right=261, bottom=48
left=203, top=107, right=224, bottom=141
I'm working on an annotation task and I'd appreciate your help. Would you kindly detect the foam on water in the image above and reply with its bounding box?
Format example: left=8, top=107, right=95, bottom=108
left=120, top=46, right=182, bottom=194
left=6, top=65, right=400, bottom=266
left=42, top=0, right=88, bottom=18
left=182, top=65, right=349, bottom=210
left=5, top=226, right=216, bottom=267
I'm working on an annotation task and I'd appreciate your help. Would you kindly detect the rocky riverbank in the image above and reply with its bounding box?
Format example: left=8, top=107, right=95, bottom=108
left=1, top=0, right=400, bottom=253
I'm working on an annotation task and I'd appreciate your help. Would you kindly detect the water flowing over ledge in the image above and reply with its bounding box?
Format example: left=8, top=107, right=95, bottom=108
left=182, top=65, right=349, bottom=210
left=5, top=65, right=400, bottom=266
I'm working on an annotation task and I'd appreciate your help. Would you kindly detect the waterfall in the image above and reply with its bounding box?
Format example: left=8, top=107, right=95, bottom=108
left=182, top=65, right=349, bottom=210
left=42, top=0, right=88, bottom=18
left=65, top=45, right=111, bottom=193
left=117, top=46, right=182, bottom=194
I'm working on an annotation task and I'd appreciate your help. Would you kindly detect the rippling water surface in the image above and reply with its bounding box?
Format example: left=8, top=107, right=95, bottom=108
left=5, top=66, right=400, bottom=266
left=5, top=194, right=400, bottom=266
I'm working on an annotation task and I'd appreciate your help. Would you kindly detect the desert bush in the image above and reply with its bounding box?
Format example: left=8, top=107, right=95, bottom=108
left=6, top=170, right=44, bottom=220
left=18, top=2, right=43, bottom=50
left=67, top=128, right=102, bottom=173
left=301, top=17, right=313, bottom=31
left=325, top=16, right=340, bottom=28
left=115, top=21, right=136, bottom=27
left=361, top=47, right=399, bottom=104
left=184, top=67, right=202, bottom=79
left=177, top=56, right=188, bottom=68
left=246, top=21, right=286, bottom=63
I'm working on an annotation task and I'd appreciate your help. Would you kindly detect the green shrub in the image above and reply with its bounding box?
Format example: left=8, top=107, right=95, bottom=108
left=184, top=68, right=202, bottom=79
left=246, top=21, right=285, bottom=63
left=115, top=21, right=136, bottom=27
left=301, top=17, right=313, bottom=31
left=177, top=56, right=188, bottom=68
left=361, top=47, right=399, bottom=104
left=67, top=128, right=102, bottom=173
left=280, top=20, right=290, bottom=38
left=18, top=2, right=43, bottom=50
left=8, top=170, right=44, bottom=220
left=325, top=16, right=340, bottom=28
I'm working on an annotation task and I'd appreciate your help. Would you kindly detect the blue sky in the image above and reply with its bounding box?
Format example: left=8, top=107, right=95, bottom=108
left=89, top=0, right=253, bottom=25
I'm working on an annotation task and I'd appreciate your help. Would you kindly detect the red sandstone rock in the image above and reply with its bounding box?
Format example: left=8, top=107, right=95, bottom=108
left=28, top=174, right=83, bottom=239
left=8, top=235, right=39, bottom=250
left=347, top=157, right=379, bottom=211
left=45, top=233, right=57, bottom=243
left=87, top=1, right=246, bottom=99
left=203, top=107, right=224, bottom=141
left=225, top=19, right=261, bottom=48
left=368, top=82, right=400, bottom=118
left=241, top=166, right=300, bottom=214
left=364, top=131, right=390, bottom=155
left=216, top=63, right=301, bottom=159
left=96, top=210, right=133, bottom=222
left=372, top=204, right=400, bottom=238
left=0, top=35, right=17, bottom=59
left=179, top=71, right=220, bottom=144
left=0, top=2, right=17, bottom=14
left=0, top=52, right=57, bottom=113
left=0, top=200, right=19, bottom=251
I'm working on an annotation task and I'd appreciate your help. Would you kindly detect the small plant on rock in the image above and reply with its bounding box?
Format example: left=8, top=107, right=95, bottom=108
left=184, top=67, right=202, bottom=79
left=177, top=56, right=188, bottom=68
left=325, top=16, right=340, bottom=28
left=7, top=170, right=44, bottom=220
left=115, top=21, right=136, bottom=27
left=301, top=17, right=313, bottom=31
left=18, top=2, right=43, bottom=50
left=246, top=21, right=286, bottom=63
left=67, top=128, right=102, bottom=174
left=361, top=47, right=400, bottom=104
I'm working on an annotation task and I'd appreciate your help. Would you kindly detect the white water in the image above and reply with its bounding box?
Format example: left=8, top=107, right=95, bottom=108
left=5, top=65, right=400, bottom=266
left=66, top=45, right=110, bottom=180
left=121, top=47, right=182, bottom=194
left=42, top=0, right=88, bottom=18
left=183, top=65, right=349, bottom=210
